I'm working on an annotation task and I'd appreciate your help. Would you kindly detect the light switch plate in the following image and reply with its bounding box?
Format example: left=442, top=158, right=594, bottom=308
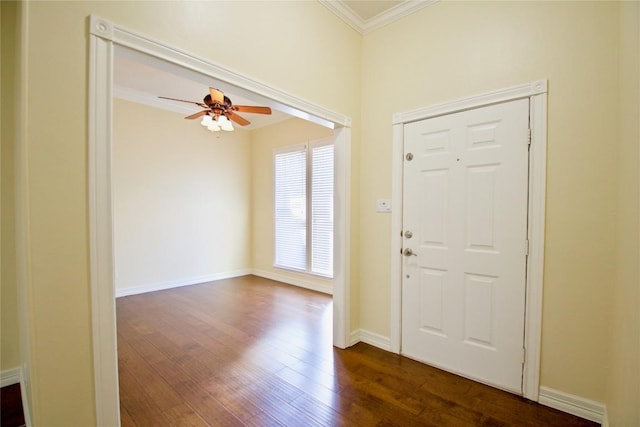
left=376, top=199, right=392, bottom=213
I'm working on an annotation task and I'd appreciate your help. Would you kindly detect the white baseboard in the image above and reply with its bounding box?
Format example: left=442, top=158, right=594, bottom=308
left=349, top=328, right=392, bottom=351
left=251, top=269, right=333, bottom=295
left=601, top=407, right=609, bottom=427
left=1, top=367, right=21, bottom=387
left=539, top=386, right=606, bottom=424
left=115, top=269, right=252, bottom=297
left=115, top=268, right=335, bottom=298
left=349, top=329, right=361, bottom=346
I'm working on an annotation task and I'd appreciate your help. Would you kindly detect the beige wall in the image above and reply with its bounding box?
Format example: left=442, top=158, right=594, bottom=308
left=18, top=1, right=360, bottom=424
left=0, top=0, right=21, bottom=372
left=113, top=103, right=340, bottom=295
left=9, top=0, right=639, bottom=424
left=606, top=2, right=640, bottom=425
left=360, top=1, right=619, bottom=402
left=250, top=118, right=334, bottom=288
left=113, top=99, right=251, bottom=293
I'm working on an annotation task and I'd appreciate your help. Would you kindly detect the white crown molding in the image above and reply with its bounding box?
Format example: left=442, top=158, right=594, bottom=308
left=320, top=0, right=363, bottom=34
left=320, top=0, right=438, bottom=35
left=365, top=0, right=438, bottom=34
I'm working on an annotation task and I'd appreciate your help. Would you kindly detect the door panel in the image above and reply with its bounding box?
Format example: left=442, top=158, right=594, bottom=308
left=401, top=98, right=530, bottom=393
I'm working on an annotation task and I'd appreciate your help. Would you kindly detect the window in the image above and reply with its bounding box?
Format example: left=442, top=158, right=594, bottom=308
left=274, top=140, right=334, bottom=277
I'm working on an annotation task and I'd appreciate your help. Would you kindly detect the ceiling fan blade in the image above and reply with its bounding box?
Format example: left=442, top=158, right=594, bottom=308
left=234, top=105, right=272, bottom=115
left=159, top=96, right=208, bottom=109
left=209, top=87, right=225, bottom=104
left=185, top=110, right=208, bottom=120
left=229, top=112, right=250, bottom=126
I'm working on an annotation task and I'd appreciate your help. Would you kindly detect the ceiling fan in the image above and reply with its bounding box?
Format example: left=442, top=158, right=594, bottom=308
left=159, top=87, right=272, bottom=131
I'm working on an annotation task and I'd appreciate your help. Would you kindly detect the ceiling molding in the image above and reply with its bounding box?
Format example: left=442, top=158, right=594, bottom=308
left=320, top=1, right=363, bottom=33
left=320, top=0, right=438, bottom=34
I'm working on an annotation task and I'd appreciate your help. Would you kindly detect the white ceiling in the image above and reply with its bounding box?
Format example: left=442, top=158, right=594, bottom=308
left=114, top=47, right=292, bottom=131
left=342, top=1, right=403, bottom=21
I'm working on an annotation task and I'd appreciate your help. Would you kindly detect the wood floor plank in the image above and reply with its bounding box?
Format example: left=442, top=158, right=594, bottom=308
left=0, top=383, right=26, bottom=427
left=243, top=412, right=285, bottom=427
left=202, top=374, right=276, bottom=424
left=287, top=392, right=350, bottom=426
left=118, top=365, right=176, bottom=427
left=170, top=379, right=245, bottom=427
left=117, top=275, right=598, bottom=427
left=161, top=403, right=210, bottom=427
left=340, top=355, right=487, bottom=425
left=119, top=405, right=138, bottom=427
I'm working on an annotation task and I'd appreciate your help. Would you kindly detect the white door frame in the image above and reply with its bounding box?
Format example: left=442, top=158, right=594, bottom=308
left=88, top=15, right=352, bottom=426
left=390, top=80, right=547, bottom=401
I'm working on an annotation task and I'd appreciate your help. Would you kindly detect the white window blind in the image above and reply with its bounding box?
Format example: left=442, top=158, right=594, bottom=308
left=311, top=144, right=334, bottom=276
left=274, top=141, right=334, bottom=278
left=274, top=149, right=307, bottom=271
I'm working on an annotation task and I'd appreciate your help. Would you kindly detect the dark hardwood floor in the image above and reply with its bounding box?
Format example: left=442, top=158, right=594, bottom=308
left=117, top=275, right=597, bottom=427
left=0, top=383, right=26, bottom=427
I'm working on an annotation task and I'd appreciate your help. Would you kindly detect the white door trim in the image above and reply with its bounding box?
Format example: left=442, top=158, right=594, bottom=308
left=88, top=15, right=352, bottom=426
left=390, top=80, right=547, bottom=401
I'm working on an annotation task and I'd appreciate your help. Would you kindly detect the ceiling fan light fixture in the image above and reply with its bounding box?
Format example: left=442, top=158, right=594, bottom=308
left=207, top=121, right=221, bottom=132
left=218, top=115, right=234, bottom=132
left=160, top=87, right=269, bottom=132
left=200, top=115, right=213, bottom=126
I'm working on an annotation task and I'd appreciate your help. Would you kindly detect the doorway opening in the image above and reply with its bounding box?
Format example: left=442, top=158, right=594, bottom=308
left=88, top=15, right=352, bottom=426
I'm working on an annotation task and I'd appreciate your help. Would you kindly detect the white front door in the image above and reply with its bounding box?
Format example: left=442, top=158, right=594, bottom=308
left=401, top=98, right=530, bottom=393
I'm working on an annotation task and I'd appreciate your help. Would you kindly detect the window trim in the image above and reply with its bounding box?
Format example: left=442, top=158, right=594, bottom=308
left=273, top=138, right=334, bottom=278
